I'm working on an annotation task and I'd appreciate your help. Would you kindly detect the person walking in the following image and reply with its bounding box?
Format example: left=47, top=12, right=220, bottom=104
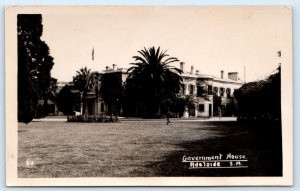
left=166, top=112, right=171, bottom=125
left=218, top=107, right=222, bottom=119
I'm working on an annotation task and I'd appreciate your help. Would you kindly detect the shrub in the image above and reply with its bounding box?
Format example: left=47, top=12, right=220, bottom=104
left=67, top=114, right=119, bottom=123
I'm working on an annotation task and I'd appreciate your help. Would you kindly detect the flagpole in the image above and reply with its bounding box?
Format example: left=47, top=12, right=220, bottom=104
left=92, top=46, right=94, bottom=61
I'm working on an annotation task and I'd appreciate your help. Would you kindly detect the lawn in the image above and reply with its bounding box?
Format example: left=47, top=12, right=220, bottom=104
left=18, top=120, right=282, bottom=177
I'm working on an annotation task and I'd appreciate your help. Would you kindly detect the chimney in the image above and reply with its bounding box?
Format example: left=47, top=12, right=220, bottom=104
left=191, top=66, right=194, bottom=74
left=221, top=70, right=224, bottom=79
left=195, top=70, right=199, bottom=75
left=113, top=64, right=117, bottom=70
left=180, top=62, right=185, bottom=72
left=228, top=72, right=238, bottom=81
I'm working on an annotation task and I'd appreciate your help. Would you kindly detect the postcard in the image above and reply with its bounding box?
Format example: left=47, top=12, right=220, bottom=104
left=5, top=6, right=293, bottom=186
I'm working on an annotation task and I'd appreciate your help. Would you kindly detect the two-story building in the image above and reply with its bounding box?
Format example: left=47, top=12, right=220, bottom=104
left=56, top=63, right=243, bottom=118
left=179, top=62, right=243, bottom=118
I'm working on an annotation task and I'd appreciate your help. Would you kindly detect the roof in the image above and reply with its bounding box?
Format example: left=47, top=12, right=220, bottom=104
left=181, top=72, right=243, bottom=85
left=100, top=68, right=128, bottom=74
left=66, top=65, right=243, bottom=86
left=212, top=77, right=244, bottom=84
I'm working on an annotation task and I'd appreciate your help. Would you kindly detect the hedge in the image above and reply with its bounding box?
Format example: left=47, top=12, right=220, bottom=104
left=67, top=114, right=119, bottom=123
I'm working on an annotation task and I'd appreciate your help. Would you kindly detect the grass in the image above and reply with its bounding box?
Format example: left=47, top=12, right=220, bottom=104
left=18, top=120, right=282, bottom=177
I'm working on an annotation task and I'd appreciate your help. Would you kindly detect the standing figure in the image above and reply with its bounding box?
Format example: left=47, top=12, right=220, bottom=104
left=166, top=113, right=171, bottom=125
left=218, top=107, right=222, bottom=119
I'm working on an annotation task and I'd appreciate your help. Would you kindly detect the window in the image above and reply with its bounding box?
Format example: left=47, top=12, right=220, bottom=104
left=101, top=102, right=105, bottom=112
left=220, top=87, right=225, bottom=97
left=213, top=87, right=218, bottom=95
left=226, top=88, right=231, bottom=97
left=199, top=104, right=205, bottom=112
left=207, top=85, right=213, bottom=95
left=197, top=85, right=204, bottom=96
left=189, top=85, right=194, bottom=95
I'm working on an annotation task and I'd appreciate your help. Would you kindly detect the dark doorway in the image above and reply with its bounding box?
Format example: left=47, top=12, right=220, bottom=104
left=87, top=99, right=94, bottom=115
left=189, top=106, right=195, bottom=117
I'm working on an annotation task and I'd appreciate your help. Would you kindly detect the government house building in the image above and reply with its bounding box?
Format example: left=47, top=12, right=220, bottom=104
left=178, top=62, right=243, bottom=118
left=56, top=63, right=244, bottom=118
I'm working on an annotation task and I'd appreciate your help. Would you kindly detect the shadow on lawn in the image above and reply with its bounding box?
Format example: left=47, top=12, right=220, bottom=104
left=147, top=121, right=282, bottom=177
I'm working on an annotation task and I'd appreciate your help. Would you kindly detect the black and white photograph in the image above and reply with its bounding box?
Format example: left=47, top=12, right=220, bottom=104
left=5, top=6, right=293, bottom=186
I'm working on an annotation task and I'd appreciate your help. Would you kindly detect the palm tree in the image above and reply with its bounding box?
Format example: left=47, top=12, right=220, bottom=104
left=126, top=46, right=182, bottom=116
left=73, top=67, right=99, bottom=115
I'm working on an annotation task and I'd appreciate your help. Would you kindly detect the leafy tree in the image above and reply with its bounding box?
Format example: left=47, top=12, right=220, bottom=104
left=171, top=94, right=197, bottom=117
left=18, top=14, right=54, bottom=123
left=125, top=47, right=182, bottom=116
left=73, top=67, right=99, bottom=115
left=57, top=85, right=81, bottom=115
left=49, top=78, right=59, bottom=96
left=234, top=66, right=281, bottom=120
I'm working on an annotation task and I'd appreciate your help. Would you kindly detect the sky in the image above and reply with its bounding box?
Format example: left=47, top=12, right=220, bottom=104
left=40, top=6, right=291, bottom=83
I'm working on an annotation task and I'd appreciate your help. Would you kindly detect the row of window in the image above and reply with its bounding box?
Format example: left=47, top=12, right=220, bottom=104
left=182, top=84, right=195, bottom=95
left=210, top=86, right=234, bottom=97
left=182, top=84, right=237, bottom=98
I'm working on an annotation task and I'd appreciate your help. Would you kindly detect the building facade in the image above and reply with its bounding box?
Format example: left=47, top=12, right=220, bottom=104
left=179, top=62, right=243, bottom=118
left=56, top=63, right=243, bottom=118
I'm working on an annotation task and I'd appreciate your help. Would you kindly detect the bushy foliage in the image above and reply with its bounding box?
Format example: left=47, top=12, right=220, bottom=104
left=56, top=85, right=81, bottom=115
left=234, top=67, right=281, bottom=120
left=67, top=114, right=119, bottom=123
left=18, top=14, right=54, bottom=123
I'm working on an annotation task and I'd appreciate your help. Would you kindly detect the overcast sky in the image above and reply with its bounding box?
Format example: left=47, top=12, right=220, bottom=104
left=40, top=6, right=291, bottom=82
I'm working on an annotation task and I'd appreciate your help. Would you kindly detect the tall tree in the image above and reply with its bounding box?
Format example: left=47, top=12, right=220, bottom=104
left=125, top=47, right=182, bottom=116
left=18, top=14, right=54, bottom=123
left=73, top=67, right=99, bottom=115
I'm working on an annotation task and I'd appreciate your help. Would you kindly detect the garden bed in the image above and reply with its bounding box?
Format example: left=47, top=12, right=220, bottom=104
left=67, top=114, right=119, bottom=123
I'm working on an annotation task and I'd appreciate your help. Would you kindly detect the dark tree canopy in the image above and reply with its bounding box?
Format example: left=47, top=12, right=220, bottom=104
left=125, top=47, right=182, bottom=116
left=234, top=67, right=281, bottom=120
left=57, top=85, right=81, bottom=115
left=18, top=14, right=54, bottom=123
